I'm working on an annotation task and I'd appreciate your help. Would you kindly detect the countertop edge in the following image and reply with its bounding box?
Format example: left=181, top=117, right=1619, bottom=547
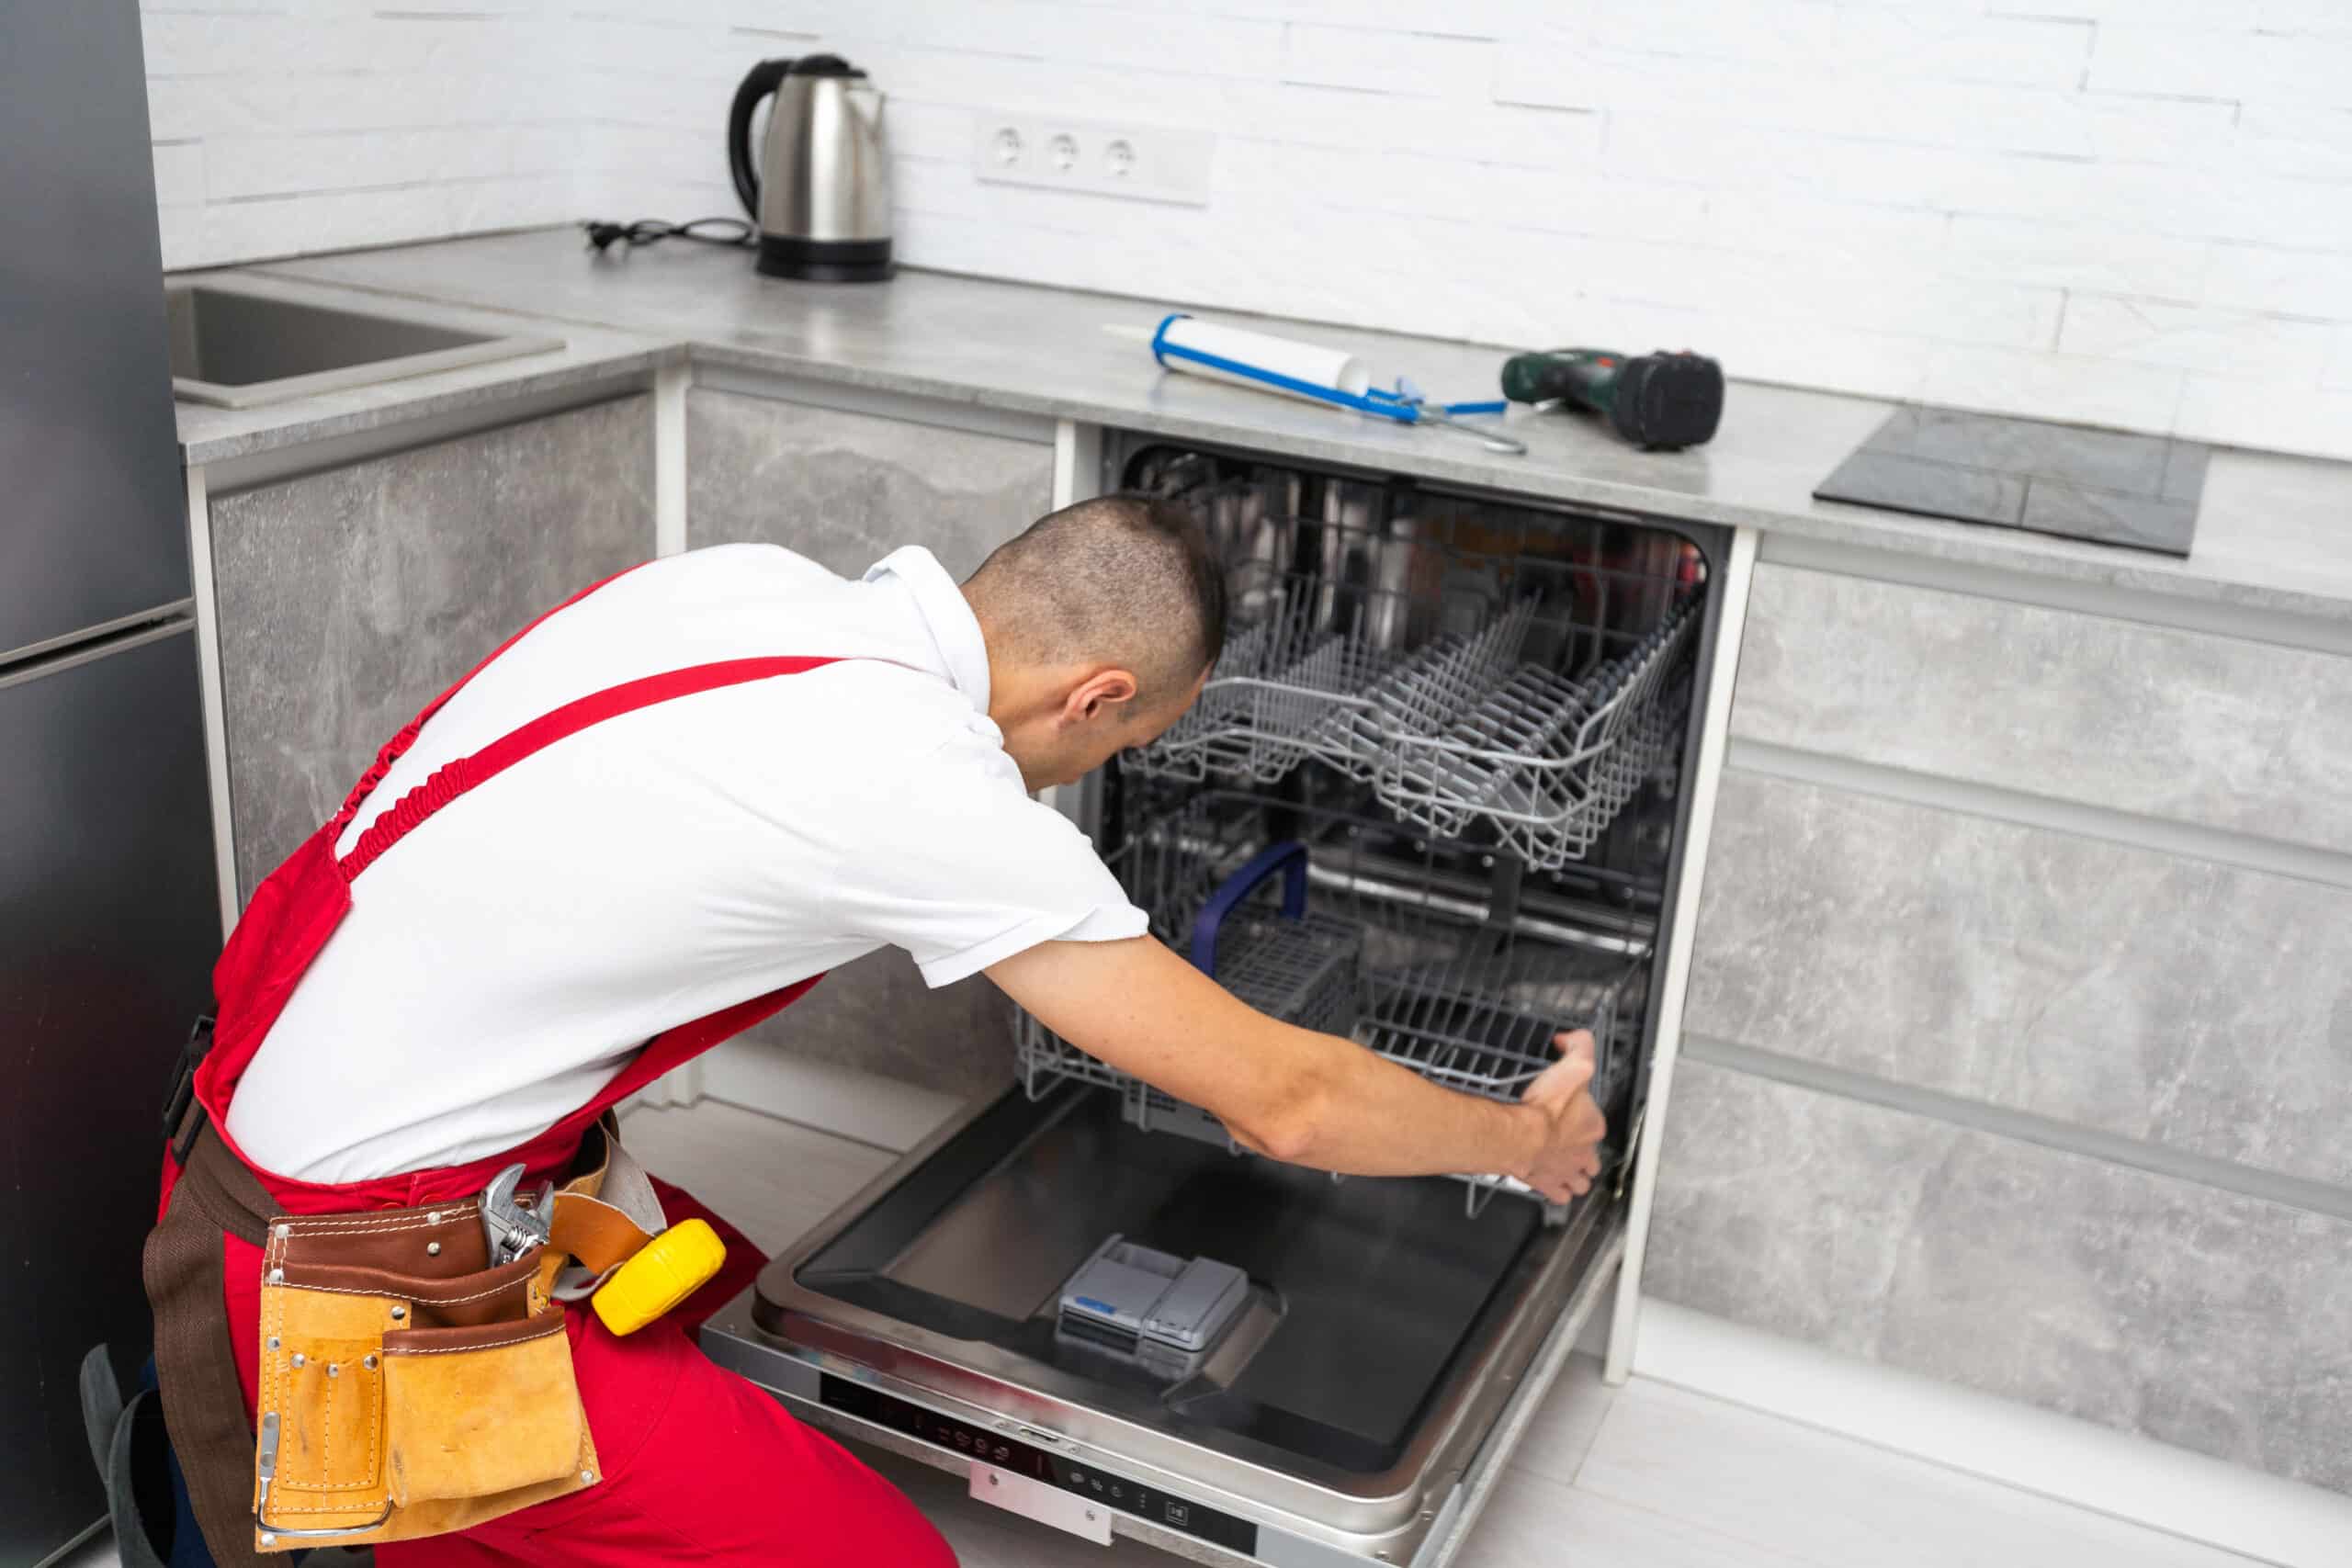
left=176, top=342, right=680, bottom=467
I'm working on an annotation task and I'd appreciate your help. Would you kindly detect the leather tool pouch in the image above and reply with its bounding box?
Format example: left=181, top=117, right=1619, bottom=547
left=251, top=1201, right=600, bottom=1552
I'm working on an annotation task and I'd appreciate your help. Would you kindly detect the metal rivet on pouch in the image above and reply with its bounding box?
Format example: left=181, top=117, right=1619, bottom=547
left=266, top=1269, right=284, bottom=1284
left=327, top=1363, right=340, bottom=1379
left=581, top=1471, right=595, bottom=1485
left=266, top=1337, right=280, bottom=1351
left=428, top=1211, right=442, bottom=1224
left=390, top=1305, right=407, bottom=1322
left=275, top=1224, right=290, bottom=1239
left=364, top=1354, right=379, bottom=1371
left=289, top=1353, right=305, bottom=1369
left=426, top=1241, right=442, bottom=1257
left=260, top=1534, right=277, bottom=1547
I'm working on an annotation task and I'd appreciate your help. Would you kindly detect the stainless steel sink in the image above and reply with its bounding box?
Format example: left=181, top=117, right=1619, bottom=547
left=166, top=282, right=561, bottom=409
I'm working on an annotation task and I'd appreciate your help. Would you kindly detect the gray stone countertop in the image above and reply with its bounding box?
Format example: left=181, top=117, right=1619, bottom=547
left=181, top=226, right=2351, bottom=624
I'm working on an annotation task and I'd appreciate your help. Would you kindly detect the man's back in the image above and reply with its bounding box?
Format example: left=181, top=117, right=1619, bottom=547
left=224, top=542, right=1138, bottom=1182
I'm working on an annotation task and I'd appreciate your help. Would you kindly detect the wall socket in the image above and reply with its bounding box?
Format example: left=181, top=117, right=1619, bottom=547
left=972, top=113, right=1214, bottom=206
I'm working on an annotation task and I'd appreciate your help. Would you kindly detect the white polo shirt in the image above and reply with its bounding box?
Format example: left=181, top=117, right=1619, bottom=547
left=224, top=544, right=1148, bottom=1183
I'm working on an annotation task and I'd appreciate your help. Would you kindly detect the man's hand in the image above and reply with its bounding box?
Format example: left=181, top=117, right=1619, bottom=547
left=1518, top=1030, right=1607, bottom=1203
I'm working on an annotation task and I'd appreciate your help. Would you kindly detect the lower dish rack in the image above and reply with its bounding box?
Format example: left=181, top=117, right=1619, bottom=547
left=1014, top=795, right=1640, bottom=1218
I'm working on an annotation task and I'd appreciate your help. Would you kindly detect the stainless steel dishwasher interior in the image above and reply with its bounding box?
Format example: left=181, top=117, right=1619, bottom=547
left=165, top=283, right=561, bottom=408
left=707, top=438, right=1726, bottom=1565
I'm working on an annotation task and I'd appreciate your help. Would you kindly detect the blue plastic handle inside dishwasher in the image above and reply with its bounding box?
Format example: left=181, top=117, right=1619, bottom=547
left=1190, top=840, right=1310, bottom=976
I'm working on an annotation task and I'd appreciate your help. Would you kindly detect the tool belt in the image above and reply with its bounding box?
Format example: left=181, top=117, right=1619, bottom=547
left=145, top=1109, right=705, bottom=1562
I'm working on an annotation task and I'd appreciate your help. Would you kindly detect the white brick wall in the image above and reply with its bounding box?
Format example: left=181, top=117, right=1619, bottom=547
left=141, top=1, right=579, bottom=267
left=145, top=1, right=2352, bottom=461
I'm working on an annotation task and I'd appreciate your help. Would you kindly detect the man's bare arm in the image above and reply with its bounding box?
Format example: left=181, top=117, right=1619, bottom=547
left=987, top=936, right=1606, bottom=1202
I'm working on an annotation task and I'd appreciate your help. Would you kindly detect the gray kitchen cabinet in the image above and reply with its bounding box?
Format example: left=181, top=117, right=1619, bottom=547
left=1682, top=771, right=2352, bottom=1189
left=1730, top=562, right=2352, bottom=854
left=1645, top=1059, right=2352, bottom=1494
left=209, top=396, right=654, bottom=897
left=684, top=383, right=1057, bottom=1100
left=684, top=386, right=1055, bottom=577
left=1649, top=554, right=2352, bottom=1496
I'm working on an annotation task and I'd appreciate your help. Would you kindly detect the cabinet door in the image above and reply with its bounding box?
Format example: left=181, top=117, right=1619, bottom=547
left=1684, top=771, right=2352, bottom=1189
left=685, top=387, right=1056, bottom=1100
left=685, top=388, right=1055, bottom=577
left=1731, top=563, right=2352, bottom=854
left=0, top=629, right=220, bottom=1560
left=1648, top=1060, right=2352, bottom=1495
left=208, top=397, right=654, bottom=898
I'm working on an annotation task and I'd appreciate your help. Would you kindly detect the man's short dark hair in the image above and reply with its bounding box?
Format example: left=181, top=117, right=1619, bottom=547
left=963, top=493, right=1227, bottom=702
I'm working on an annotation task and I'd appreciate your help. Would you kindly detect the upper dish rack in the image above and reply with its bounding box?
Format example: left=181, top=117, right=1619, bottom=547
left=1127, top=478, right=1703, bottom=870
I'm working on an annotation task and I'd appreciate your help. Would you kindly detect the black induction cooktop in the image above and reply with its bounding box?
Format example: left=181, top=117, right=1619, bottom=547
left=1815, top=406, right=2210, bottom=558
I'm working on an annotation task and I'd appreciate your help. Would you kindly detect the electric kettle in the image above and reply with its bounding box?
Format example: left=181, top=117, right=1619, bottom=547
left=728, top=55, right=892, bottom=281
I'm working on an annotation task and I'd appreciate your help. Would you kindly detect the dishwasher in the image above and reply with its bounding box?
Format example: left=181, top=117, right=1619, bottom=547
left=701, top=434, right=1729, bottom=1566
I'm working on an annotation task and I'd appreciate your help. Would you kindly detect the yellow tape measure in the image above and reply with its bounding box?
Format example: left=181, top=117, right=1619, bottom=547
left=592, top=1218, right=726, bottom=1337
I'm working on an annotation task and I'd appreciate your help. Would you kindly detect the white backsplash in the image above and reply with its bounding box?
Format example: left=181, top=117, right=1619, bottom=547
left=144, top=0, right=2352, bottom=460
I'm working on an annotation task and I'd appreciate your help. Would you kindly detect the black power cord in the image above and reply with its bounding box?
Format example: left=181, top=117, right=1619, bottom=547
left=582, top=217, right=754, bottom=254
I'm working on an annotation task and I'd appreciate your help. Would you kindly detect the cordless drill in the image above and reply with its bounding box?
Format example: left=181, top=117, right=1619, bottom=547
left=1501, top=348, right=1724, bottom=451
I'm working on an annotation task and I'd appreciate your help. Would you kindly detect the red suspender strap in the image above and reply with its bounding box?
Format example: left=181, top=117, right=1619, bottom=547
left=340, top=657, right=845, bottom=881
left=327, top=563, right=649, bottom=840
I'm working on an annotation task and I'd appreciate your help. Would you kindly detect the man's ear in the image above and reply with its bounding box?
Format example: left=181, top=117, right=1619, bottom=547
left=1064, top=668, right=1139, bottom=724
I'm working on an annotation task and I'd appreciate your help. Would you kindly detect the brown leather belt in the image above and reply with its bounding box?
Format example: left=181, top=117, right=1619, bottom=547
left=143, top=1122, right=275, bottom=1568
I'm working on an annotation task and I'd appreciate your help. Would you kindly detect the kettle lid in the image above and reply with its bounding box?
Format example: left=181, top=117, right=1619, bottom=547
left=786, top=54, right=865, bottom=77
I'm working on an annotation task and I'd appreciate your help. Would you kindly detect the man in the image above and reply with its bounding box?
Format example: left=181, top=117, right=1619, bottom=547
left=156, top=495, right=1606, bottom=1566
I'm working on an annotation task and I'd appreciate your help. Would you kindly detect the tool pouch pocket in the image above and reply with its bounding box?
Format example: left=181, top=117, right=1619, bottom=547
left=254, top=1205, right=600, bottom=1553
left=380, top=1310, right=580, bottom=1503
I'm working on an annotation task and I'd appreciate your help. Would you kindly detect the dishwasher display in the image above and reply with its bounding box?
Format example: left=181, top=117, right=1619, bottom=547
left=711, top=437, right=1726, bottom=1566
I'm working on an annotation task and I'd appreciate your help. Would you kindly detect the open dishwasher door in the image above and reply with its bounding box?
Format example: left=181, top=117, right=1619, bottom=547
left=702, top=440, right=1728, bottom=1565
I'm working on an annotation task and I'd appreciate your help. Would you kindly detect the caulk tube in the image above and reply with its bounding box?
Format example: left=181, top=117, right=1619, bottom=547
left=1149, top=312, right=1373, bottom=411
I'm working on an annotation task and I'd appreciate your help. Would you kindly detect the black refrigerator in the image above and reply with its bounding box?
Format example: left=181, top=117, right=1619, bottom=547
left=2, top=3, right=226, bottom=1561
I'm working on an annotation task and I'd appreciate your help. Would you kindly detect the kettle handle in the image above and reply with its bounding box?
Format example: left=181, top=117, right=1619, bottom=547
left=728, top=57, right=794, bottom=219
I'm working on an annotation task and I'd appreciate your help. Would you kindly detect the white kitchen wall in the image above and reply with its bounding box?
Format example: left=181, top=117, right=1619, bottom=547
left=145, top=1, right=2352, bottom=459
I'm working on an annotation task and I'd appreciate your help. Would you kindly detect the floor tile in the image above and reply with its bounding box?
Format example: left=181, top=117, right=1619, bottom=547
left=1503, top=1351, right=1619, bottom=1488
left=1465, top=1468, right=1820, bottom=1568
left=1577, top=1379, right=2268, bottom=1568
left=618, top=1098, right=895, bottom=1255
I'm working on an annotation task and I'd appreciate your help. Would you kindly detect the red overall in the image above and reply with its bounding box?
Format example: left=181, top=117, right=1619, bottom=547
left=162, top=569, right=956, bottom=1567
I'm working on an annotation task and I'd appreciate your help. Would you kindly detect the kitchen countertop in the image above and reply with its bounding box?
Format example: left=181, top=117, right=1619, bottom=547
left=178, top=226, right=2352, bottom=625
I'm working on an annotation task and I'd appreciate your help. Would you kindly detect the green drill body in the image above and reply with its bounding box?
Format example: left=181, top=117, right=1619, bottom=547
left=1500, top=347, right=1724, bottom=450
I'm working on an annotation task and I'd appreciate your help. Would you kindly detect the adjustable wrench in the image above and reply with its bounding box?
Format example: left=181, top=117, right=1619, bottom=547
left=480, top=1162, right=555, bottom=1266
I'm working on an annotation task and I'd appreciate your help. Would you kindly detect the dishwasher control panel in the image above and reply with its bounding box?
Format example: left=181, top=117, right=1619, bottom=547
left=819, top=1373, right=1260, bottom=1555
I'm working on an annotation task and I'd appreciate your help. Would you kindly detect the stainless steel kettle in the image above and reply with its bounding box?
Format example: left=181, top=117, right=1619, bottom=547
left=728, top=55, right=892, bottom=281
